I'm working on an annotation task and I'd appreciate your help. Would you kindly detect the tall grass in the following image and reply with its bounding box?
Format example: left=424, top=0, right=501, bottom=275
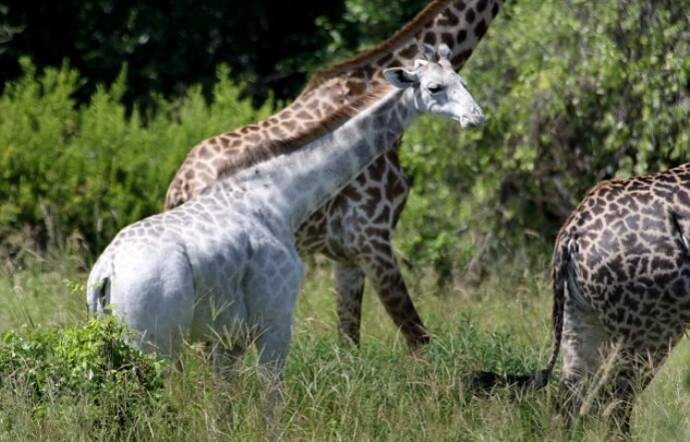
left=1, top=257, right=688, bottom=440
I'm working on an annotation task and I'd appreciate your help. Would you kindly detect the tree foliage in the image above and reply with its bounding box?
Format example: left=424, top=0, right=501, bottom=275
left=396, top=0, right=689, bottom=278
left=0, top=0, right=429, bottom=107
left=0, top=0, right=349, bottom=105
left=0, top=0, right=688, bottom=279
left=0, top=60, right=268, bottom=256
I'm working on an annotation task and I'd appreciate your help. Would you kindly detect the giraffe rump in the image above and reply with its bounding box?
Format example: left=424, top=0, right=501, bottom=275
left=473, top=163, right=690, bottom=435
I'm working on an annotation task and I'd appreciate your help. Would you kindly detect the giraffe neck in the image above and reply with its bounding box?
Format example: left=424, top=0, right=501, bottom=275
left=304, top=0, right=501, bottom=91
left=230, top=87, right=417, bottom=231
left=422, top=0, right=501, bottom=68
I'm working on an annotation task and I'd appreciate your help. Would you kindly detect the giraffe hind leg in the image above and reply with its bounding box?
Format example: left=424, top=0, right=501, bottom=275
left=603, top=343, right=674, bottom=437
left=334, top=262, right=366, bottom=346
left=558, top=290, right=608, bottom=429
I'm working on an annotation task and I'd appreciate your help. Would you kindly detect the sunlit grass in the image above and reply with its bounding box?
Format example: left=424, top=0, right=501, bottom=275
left=0, top=256, right=688, bottom=440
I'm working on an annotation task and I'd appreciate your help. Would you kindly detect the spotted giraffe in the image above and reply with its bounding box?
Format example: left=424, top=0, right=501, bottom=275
left=473, top=163, right=690, bottom=435
left=165, top=0, right=502, bottom=349
left=88, top=55, right=484, bottom=417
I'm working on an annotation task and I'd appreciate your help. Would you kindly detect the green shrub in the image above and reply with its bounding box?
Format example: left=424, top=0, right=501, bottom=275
left=396, top=0, right=689, bottom=279
left=0, top=317, right=165, bottom=429
left=0, top=317, right=164, bottom=396
left=0, top=59, right=268, bottom=258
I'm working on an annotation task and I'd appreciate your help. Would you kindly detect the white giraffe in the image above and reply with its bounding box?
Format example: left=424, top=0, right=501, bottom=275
left=86, top=45, right=484, bottom=412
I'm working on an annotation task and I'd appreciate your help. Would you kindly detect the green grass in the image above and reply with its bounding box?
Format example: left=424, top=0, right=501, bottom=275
left=0, top=256, right=688, bottom=441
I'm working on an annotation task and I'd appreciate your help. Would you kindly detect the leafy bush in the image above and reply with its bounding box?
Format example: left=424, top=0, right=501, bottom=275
left=0, top=1, right=351, bottom=105
left=396, top=0, right=689, bottom=279
left=0, top=59, right=268, bottom=258
left=0, top=317, right=164, bottom=394
left=0, top=317, right=164, bottom=428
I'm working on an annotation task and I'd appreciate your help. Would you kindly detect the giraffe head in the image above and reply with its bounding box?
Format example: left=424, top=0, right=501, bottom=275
left=383, top=44, right=484, bottom=128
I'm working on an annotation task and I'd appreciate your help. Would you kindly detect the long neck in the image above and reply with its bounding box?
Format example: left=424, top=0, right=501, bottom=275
left=303, top=0, right=501, bottom=93
left=232, top=88, right=417, bottom=231
left=418, top=0, right=502, bottom=69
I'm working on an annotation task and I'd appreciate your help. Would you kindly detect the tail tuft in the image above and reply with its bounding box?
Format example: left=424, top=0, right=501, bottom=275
left=468, top=368, right=551, bottom=393
left=467, top=234, right=574, bottom=396
left=86, top=266, right=111, bottom=316
left=467, top=371, right=506, bottom=392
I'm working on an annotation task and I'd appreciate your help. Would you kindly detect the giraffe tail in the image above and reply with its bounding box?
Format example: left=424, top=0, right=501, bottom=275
left=468, top=235, right=572, bottom=392
left=86, top=256, right=112, bottom=317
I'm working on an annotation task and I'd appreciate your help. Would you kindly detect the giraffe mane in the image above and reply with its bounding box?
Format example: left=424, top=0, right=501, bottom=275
left=303, top=0, right=452, bottom=92
left=217, top=83, right=395, bottom=179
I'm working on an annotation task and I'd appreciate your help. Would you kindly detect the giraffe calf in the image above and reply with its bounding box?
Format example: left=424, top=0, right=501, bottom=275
left=86, top=48, right=484, bottom=419
left=473, top=163, right=690, bottom=436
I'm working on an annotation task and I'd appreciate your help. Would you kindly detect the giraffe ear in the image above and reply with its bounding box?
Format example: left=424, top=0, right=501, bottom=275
left=383, top=68, right=419, bottom=89
left=437, top=44, right=451, bottom=61
left=421, top=43, right=435, bottom=61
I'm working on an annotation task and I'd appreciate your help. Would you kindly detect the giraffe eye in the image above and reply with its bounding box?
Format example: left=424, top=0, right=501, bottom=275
left=428, top=84, right=445, bottom=94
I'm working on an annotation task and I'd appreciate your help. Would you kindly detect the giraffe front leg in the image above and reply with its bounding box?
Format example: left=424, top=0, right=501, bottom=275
left=244, top=242, right=303, bottom=432
left=333, top=262, right=366, bottom=346
left=254, top=319, right=293, bottom=438
left=357, top=243, right=430, bottom=350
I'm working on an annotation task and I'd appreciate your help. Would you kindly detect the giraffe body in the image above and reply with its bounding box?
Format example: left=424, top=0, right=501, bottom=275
left=474, top=163, right=690, bottom=435
left=87, top=190, right=301, bottom=361
left=164, top=0, right=502, bottom=348
left=87, top=56, right=484, bottom=411
left=554, top=163, right=690, bottom=433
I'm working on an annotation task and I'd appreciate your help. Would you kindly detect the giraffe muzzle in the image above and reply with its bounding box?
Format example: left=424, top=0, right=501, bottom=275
left=457, top=109, right=485, bottom=128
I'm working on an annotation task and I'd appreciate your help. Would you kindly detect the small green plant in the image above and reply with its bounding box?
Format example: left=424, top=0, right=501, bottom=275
left=0, top=317, right=165, bottom=430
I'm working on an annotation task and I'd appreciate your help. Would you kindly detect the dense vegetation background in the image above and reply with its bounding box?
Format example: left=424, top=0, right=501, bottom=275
left=0, top=0, right=428, bottom=105
left=1, top=0, right=688, bottom=281
left=0, top=2, right=689, bottom=438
